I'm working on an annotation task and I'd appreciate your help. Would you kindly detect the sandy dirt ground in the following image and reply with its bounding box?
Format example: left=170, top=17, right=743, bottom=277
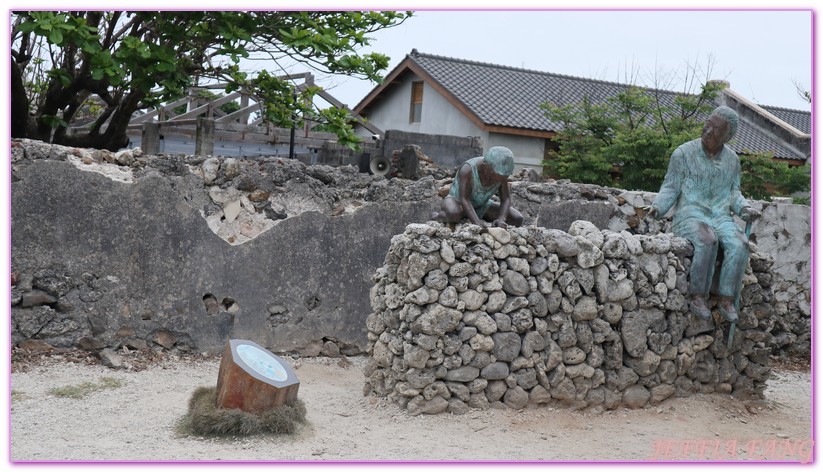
left=7, top=351, right=814, bottom=466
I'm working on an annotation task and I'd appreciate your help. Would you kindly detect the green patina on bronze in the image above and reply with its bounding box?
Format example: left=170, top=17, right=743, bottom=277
left=650, top=106, right=760, bottom=322
left=434, top=146, right=524, bottom=228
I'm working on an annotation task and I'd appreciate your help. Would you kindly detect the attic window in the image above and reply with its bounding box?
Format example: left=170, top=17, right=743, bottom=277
left=410, top=81, right=423, bottom=123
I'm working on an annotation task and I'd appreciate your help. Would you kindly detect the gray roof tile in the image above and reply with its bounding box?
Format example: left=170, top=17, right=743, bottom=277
left=761, top=105, right=811, bottom=134
left=406, top=50, right=807, bottom=161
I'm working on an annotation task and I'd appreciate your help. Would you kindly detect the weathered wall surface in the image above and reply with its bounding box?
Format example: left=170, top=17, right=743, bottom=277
left=381, top=130, right=483, bottom=169
left=11, top=139, right=439, bottom=355
left=365, top=222, right=775, bottom=414
left=748, top=204, right=812, bottom=354
left=10, top=139, right=810, bottom=359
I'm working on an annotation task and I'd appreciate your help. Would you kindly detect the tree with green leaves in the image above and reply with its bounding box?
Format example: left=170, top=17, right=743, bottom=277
left=541, top=81, right=809, bottom=201
left=739, top=151, right=810, bottom=202
left=11, top=11, right=411, bottom=150
left=540, top=81, right=724, bottom=191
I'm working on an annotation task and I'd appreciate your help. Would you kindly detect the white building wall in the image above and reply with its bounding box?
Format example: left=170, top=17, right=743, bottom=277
left=359, top=74, right=546, bottom=173
left=487, top=132, right=545, bottom=172
left=419, top=84, right=486, bottom=139
left=359, top=73, right=485, bottom=141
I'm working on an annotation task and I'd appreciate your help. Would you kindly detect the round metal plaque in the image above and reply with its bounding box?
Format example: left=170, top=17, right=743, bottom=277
left=236, top=343, right=288, bottom=382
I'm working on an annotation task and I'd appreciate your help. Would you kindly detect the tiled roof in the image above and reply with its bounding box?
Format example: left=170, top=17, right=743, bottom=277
left=404, top=51, right=807, bottom=161
left=732, top=116, right=804, bottom=158
left=410, top=51, right=631, bottom=131
left=760, top=105, right=811, bottom=134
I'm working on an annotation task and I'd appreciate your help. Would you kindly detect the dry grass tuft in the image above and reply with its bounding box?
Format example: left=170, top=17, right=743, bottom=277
left=181, top=387, right=307, bottom=437
left=47, top=376, right=124, bottom=399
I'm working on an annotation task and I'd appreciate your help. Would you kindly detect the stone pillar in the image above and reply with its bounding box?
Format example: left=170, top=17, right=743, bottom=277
left=141, top=122, right=160, bottom=155
left=195, top=117, right=215, bottom=156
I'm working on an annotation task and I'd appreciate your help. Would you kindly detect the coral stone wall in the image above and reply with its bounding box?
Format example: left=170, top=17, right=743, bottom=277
left=509, top=183, right=810, bottom=358
left=365, top=222, right=775, bottom=414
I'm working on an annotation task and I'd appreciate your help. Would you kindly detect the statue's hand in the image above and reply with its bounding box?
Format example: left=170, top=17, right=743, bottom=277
left=643, top=205, right=659, bottom=219
left=492, top=219, right=508, bottom=230
left=470, top=219, right=489, bottom=229
left=740, top=206, right=761, bottom=222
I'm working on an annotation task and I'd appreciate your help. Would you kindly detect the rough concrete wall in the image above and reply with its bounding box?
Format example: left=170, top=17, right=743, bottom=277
left=11, top=139, right=439, bottom=355
left=382, top=130, right=482, bottom=169
left=313, top=130, right=481, bottom=174
left=751, top=203, right=812, bottom=353
left=365, top=222, right=775, bottom=414
left=10, top=139, right=809, bottom=360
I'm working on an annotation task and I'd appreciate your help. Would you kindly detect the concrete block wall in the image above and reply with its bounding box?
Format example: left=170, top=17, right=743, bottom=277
left=382, top=129, right=482, bottom=169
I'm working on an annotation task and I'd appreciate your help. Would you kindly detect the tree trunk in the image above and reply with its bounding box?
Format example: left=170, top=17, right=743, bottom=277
left=55, top=91, right=143, bottom=151
left=10, top=59, right=30, bottom=139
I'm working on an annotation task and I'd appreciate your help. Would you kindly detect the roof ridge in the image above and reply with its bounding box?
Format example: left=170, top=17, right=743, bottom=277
left=759, top=103, right=811, bottom=114
left=408, top=49, right=694, bottom=97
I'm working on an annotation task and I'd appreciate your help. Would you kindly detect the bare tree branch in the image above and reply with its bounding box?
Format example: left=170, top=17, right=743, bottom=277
left=793, top=78, right=811, bottom=104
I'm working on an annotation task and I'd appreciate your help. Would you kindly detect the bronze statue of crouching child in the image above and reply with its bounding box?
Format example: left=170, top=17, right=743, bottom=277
left=432, top=146, right=524, bottom=229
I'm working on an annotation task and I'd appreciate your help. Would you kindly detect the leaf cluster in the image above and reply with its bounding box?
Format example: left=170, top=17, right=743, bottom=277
left=541, top=83, right=722, bottom=191
left=739, top=151, right=810, bottom=202
left=11, top=11, right=411, bottom=149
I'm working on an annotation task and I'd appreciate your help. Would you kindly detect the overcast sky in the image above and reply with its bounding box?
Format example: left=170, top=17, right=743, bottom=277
left=287, top=9, right=813, bottom=111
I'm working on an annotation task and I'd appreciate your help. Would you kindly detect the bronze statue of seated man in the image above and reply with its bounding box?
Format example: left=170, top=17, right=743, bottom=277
left=647, top=106, right=761, bottom=322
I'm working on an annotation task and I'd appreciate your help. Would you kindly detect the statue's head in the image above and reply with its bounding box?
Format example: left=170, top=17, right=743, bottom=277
left=483, top=146, right=515, bottom=177
left=710, top=106, right=739, bottom=141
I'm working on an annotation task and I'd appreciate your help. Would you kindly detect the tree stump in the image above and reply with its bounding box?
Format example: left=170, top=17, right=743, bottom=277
left=214, top=339, right=300, bottom=413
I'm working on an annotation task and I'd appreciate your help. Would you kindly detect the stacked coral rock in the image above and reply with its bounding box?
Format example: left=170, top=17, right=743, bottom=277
left=365, top=221, right=775, bottom=414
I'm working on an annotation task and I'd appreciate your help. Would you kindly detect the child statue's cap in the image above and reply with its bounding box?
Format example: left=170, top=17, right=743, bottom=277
left=484, top=146, right=514, bottom=176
